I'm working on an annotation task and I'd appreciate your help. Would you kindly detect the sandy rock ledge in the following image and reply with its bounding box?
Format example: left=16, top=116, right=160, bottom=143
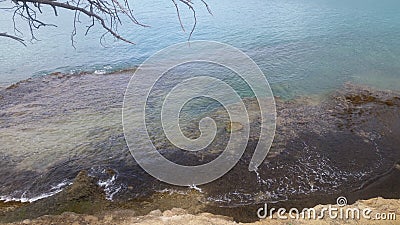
left=2, top=197, right=399, bottom=225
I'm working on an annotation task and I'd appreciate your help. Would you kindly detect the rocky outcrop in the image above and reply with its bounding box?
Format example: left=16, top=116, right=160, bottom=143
left=0, top=171, right=109, bottom=223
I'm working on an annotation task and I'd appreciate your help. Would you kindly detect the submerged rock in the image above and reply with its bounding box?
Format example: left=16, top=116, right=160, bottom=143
left=226, top=122, right=244, bottom=132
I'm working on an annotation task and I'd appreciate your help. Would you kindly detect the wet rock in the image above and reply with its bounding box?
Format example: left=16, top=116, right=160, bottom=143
left=0, top=201, right=27, bottom=214
left=105, top=169, right=116, bottom=176
left=384, top=99, right=395, bottom=106
left=0, top=170, right=107, bottom=223
left=253, top=191, right=271, bottom=203
left=346, top=93, right=376, bottom=104
left=66, top=170, right=105, bottom=201
left=49, top=72, right=62, bottom=76
left=5, top=83, right=19, bottom=90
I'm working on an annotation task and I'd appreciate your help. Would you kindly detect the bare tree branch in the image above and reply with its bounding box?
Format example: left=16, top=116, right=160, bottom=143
left=0, top=32, right=26, bottom=46
left=172, top=0, right=185, bottom=32
left=1, top=0, right=211, bottom=46
left=16, top=0, right=135, bottom=44
left=200, top=0, right=212, bottom=15
left=174, top=0, right=198, bottom=41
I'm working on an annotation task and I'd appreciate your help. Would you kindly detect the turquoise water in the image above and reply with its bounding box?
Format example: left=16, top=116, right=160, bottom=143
left=1, top=0, right=399, bottom=98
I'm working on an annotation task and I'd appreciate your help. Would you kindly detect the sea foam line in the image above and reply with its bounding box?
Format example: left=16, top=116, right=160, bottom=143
left=0, top=180, right=72, bottom=203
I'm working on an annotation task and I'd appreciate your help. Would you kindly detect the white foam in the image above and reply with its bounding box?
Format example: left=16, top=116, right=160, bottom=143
left=94, top=70, right=107, bottom=75
left=98, top=174, right=121, bottom=200
left=188, top=184, right=203, bottom=193
left=156, top=188, right=187, bottom=195
left=0, top=180, right=72, bottom=203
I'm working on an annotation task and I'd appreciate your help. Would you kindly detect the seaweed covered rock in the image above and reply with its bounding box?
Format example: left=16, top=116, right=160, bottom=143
left=66, top=171, right=105, bottom=201
left=0, top=171, right=108, bottom=223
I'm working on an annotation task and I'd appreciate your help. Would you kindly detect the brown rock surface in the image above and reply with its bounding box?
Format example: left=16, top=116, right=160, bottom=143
left=1, top=197, right=398, bottom=225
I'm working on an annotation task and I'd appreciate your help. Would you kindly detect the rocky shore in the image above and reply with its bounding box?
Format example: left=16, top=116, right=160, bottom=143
left=1, top=165, right=400, bottom=224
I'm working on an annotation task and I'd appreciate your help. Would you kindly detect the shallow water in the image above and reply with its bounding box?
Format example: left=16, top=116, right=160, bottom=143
left=0, top=73, right=399, bottom=209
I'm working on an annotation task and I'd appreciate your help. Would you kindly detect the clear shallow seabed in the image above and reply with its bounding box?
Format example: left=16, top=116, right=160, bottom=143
left=0, top=0, right=400, bottom=215
left=0, top=72, right=399, bottom=209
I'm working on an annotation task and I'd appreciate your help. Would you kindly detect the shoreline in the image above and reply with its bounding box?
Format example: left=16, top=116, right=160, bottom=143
left=203, top=162, right=400, bottom=222
left=1, top=164, right=400, bottom=224
left=1, top=67, right=137, bottom=90
left=0, top=67, right=139, bottom=90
